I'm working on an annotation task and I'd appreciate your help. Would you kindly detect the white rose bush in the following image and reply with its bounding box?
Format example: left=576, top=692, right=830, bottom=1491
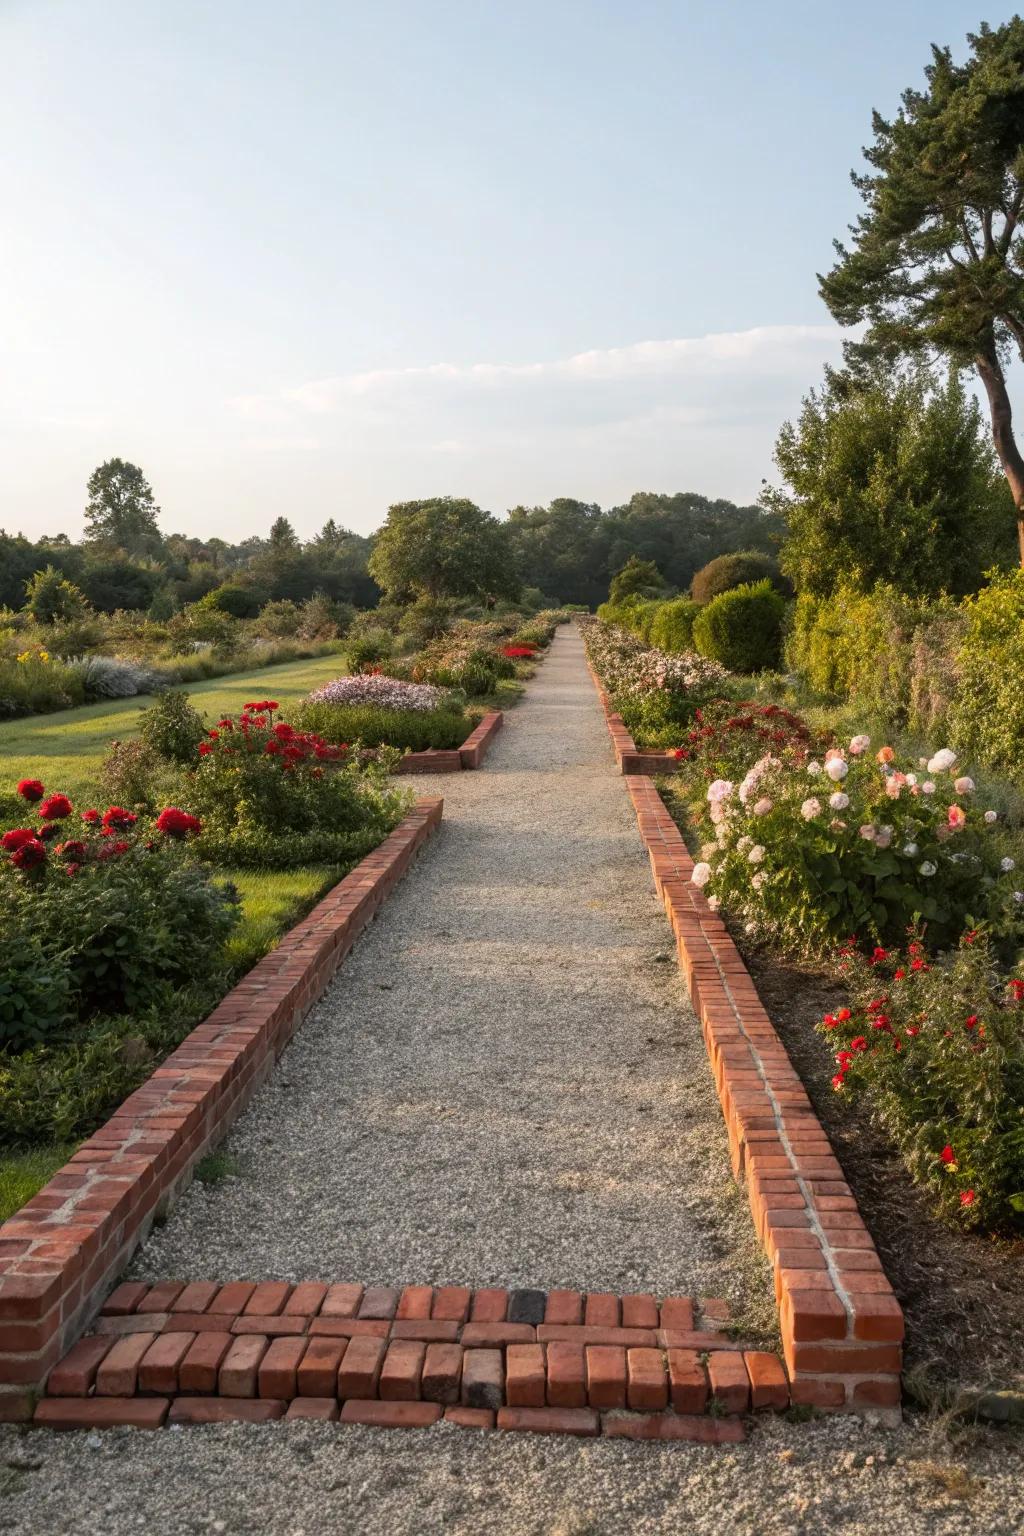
left=685, top=736, right=1022, bottom=953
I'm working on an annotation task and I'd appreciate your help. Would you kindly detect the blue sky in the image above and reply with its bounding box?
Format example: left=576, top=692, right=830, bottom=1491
left=0, top=0, right=1007, bottom=540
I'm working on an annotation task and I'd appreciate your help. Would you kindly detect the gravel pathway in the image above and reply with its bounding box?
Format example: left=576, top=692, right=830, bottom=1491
left=128, top=626, right=771, bottom=1318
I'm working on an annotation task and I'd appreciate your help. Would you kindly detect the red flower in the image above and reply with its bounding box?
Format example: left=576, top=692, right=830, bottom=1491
left=206, top=729, right=220, bottom=740
left=965, top=1014, right=979, bottom=1031
left=11, top=838, right=46, bottom=870
left=836, top=1007, right=851, bottom=1022
left=893, top=968, right=906, bottom=980
left=81, top=809, right=101, bottom=824
left=217, top=717, right=235, bottom=730
left=55, top=839, right=87, bottom=860
left=64, top=862, right=81, bottom=877
left=822, top=1013, right=838, bottom=1029
left=38, top=793, right=72, bottom=820
left=17, top=778, right=45, bottom=803
left=264, top=739, right=282, bottom=755
left=870, top=946, right=888, bottom=965
left=831, top=1072, right=846, bottom=1091
left=960, top=1189, right=976, bottom=1207
left=850, top=1036, right=867, bottom=1052
left=906, top=1025, right=920, bottom=1037
left=111, top=839, right=130, bottom=855
left=198, top=742, right=214, bottom=756
left=37, top=822, right=62, bottom=842
left=911, top=958, right=928, bottom=971
left=273, top=722, right=295, bottom=740
left=2, top=828, right=37, bottom=851
left=102, top=807, right=137, bottom=830
left=154, top=807, right=202, bottom=840
left=939, top=1144, right=957, bottom=1169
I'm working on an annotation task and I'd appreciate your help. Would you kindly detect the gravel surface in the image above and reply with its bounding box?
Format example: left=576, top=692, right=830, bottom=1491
left=3, top=1415, right=1023, bottom=1535
left=128, top=627, right=771, bottom=1316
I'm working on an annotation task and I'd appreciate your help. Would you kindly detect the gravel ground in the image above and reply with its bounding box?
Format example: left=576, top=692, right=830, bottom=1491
left=128, top=626, right=772, bottom=1320
left=2, top=1414, right=1023, bottom=1535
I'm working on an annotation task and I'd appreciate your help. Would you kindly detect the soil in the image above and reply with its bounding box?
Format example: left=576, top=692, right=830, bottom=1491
left=741, top=941, right=1024, bottom=1406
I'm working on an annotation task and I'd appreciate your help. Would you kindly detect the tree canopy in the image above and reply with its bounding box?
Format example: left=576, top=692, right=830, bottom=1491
left=368, top=497, right=516, bottom=600
left=820, top=19, right=1024, bottom=555
left=766, top=365, right=1015, bottom=598
left=83, top=458, right=163, bottom=557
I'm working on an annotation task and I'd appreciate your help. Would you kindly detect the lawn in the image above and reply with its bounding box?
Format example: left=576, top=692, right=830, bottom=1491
left=0, top=651, right=349, bottom=803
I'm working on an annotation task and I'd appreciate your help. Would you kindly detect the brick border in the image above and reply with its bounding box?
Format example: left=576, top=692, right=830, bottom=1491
left=34, top=1282, right=773, bottom=1443
left=582, top=661, right=682, bottom=776
left=0, top=799, right=443, bottom=1421
left=394, top=711, right=503, bottom=774
left=584, top=670, right=904, bottom=1417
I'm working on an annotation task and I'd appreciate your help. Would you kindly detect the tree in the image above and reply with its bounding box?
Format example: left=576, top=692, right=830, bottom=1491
left=268, top=516, right=299, bottom=551
left=83, top=459, right=162, bottom=556
left=79, top=558, right=162, bottom=614
left=368, top=497, right=517, bottom=600
left=767, top=365, right=1015, bottom=597
left=820, top=20, right=1024, bottom=560
left=608, top=555, right=665, bottom=604
left=691, top=550, right=785, bottom=605
left=23, top=565, right=90, bottom=624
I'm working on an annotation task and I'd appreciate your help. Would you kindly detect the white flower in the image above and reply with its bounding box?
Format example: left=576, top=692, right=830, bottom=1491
left=874, top=826, right=893, bottom=850
left=985, top=809, right=998, bottom=824
left=859, top=824, right=877, bottom=842
left=801, top=797, right=822, bottom=820
left=748, top=845, right=765, bottom=865
left=922, top=781, right=936, bottom=795
left=707, top=779, right=734, bottom=804
left=691, top=861, right=712, bottom=888
left=1014, top=891, right=1024, bottom=904
left=824, top=758, right=849, bottom=782
left=707, top=895, right=720, bottom=912
left=744, top=921, right=758, bottom=934
left=753, top=797, right=773, bottom=816
left=1001, top=856, right=1016, bottom=873
left=849, top=734, right=871, bottom=755
left=919, top=861, right=937, bottom=877
left=902, top=842, right=919, bottom=857
left=751, top=871, right=765, bottom=890
left=737, top=835, right=752, bottom=854
left=954, top=776, right=975, bottom=794
left=700, top=843, right=718, bottom=862
left=806, top=760, right=822, bottom=776
left=927, top=748, right=957, bottom=774
left=828, top=791, right=850, bottom=811
left=905, top=773, right=917, bottom=787
left=919, top=756, right=929, bottom=768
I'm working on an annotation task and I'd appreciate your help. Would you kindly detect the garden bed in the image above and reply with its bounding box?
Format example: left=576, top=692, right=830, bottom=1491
left=393, top=710, right=503, bottom=773
left=0, top=798, right=443, bottom=1421
left=742, top=944, right=1024, bottom=1416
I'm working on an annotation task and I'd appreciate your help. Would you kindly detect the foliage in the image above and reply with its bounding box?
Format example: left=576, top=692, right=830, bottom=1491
left=368, top=497, right=517, bottom=601
left=139, top=689, right=207, bottom=763
left=692, top=580, right=786, bottom=672
left=0, top=783, right=239, bottom=1047
left=691, top=550, right=784, bottom=605
left=24, top=566, right=90, bottom=625
left=649, top=597, right=701, bottom=653
left=411, top=636, right=515, bottom=697
left=768, top=366, right=1015, bottom=597
left=818, top=20, right=1024, bottom=534
left=294, top=701, right=469, bottom=752
left=822, top=932, right=1024, bottom=1229
left=78, top=655, right=162, bottom=700
left=80, top=559, right=163, bottom=615
left=180, top=709, right=410, bottom=869
left=83, top=458, right=163, bottom=557
left=682, top=735, right=1021, bottom=954
left=950, top=567, right=1024, bottom=773
left=0, top=647, right=86, bottom=719
left=198, top=582, right=268, bottom=619
left=346, top=629, right=393, bottom=671
left=672, top=700, right=815, bottom=783
left=608, top=555, right=665, bottom=604
left=99, top=738, right=174, bottom=812
left=580, top=617, right=730, bottom=747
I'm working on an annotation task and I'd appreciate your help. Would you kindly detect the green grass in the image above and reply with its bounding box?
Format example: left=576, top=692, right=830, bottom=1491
left=220, top=865, right=341, bottom=974
left=0, top=651, right=350, bottom=803
left=0, top=1143, right=76, bottom=1223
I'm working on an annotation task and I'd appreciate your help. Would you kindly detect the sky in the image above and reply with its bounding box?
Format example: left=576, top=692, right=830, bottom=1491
left=0, top=0, right=1010, bottom=542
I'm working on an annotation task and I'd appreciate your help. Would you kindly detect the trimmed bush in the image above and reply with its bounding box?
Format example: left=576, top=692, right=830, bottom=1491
left=691, top=550, right=784, bottom=606
left=693, top=580, right=786, bottom=672
left=650, top=597, right=700, bottom=653
left=293, top=700, right=470, bottom=752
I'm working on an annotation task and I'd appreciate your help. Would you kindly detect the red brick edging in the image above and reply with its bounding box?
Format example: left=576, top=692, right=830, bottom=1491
left=0, top=800, right=444, bottom=1421
left=395, top=711, right=503, bottom=774
left=581, top=664, right=681, bottom=776
left=582, top=666, right=904, bottom=1416
left=35, top=1282, right=775, bottom=1442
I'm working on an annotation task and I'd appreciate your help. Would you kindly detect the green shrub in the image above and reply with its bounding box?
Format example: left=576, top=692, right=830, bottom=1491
left=0, top=920, right=73, bottom=1053
left=0, top=648, right=86, bottom=718
left=950, top=569, right=1024, bottom=774
left=292, top=700, right=470, bottom=751
left=139, top=690, right=207, bottom=764
left=649, top=597, right=700, bottom=653
left=198, top=583, right=268, bottom=619
left=822, top=933, right=1024, bottom=1230
left=691, top=550, right=784, bottom=605
left=181, top=715, right=409, bottom=869
left=693, top=580, right=786, bottom=672
left=23, top=566, right=90, bottom=625
left=99, top=738, right=176, bottom=813
left=346, top=630, right=393, bottom=671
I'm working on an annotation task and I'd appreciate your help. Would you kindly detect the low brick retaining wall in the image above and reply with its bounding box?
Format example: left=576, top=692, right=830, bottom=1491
left=585, top=670, right=904, bottom=1417
left=0, top=800, right=443, bottom=1422
left=395, top=711, right=503, bottom=774
left=34, top=1282, right=778, bottom=1442
left=581, top=663, right=682, bottom=777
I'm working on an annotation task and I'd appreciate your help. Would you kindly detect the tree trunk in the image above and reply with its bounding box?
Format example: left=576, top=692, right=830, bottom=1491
left=975, top=348, right=1024, bottom=564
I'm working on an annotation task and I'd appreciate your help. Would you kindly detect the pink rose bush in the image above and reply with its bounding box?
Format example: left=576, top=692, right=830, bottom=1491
left=579, top=617, right=728, bottom=745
